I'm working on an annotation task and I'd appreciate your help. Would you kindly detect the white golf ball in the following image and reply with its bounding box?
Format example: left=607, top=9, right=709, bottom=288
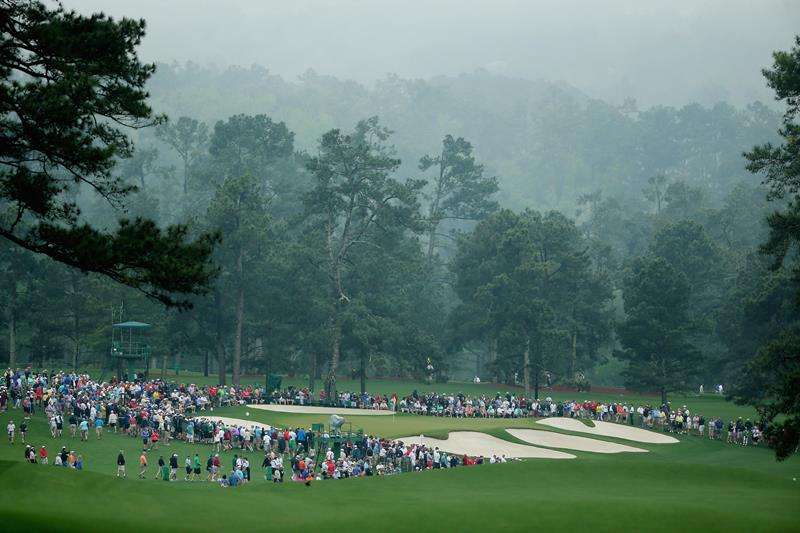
left=246, top=411, right=250, bottom=416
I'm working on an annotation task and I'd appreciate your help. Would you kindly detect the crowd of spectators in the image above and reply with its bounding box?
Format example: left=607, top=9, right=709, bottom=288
left=1, top=367, right=766, bottom=469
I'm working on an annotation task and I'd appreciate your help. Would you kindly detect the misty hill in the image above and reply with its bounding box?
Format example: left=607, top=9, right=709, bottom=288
left=147, top=62, right=781, bottom=212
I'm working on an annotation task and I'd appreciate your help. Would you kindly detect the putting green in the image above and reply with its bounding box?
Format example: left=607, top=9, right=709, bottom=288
left=190, top=415, right=265, bottom=428
left=249, top=404, right=393, bottom=416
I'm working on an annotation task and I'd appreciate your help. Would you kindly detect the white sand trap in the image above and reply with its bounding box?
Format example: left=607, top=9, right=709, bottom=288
left=506, top=429, right=647, bottom=453
left=396, top=431, right=575, bottom=459
left=190, top=416, right=269, bottom=428
left=248, top=404, right=393, bottom=416
left=536, top=418, right=679, bottom=444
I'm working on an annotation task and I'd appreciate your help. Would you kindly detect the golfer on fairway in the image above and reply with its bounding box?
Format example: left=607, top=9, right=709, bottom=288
left=116, top=450, right=126, bottom=478
left=139, top=450, right=148, bottom=478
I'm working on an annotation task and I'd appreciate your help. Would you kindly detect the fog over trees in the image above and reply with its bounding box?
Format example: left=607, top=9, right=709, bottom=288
left=64, top=0, right=799, bottom=107
left=3, top=0, right=800, bottom=455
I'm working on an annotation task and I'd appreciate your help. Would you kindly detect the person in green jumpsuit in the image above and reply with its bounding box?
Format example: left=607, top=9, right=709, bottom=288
left=161, top=462, right=170, bottom=481
left=193, top=453, right=202, bottom=481
left=263, top=454, right=272, bottom=481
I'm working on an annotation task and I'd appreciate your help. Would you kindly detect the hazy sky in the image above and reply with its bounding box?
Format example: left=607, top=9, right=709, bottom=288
left=64, top=0, right=799, bottom=106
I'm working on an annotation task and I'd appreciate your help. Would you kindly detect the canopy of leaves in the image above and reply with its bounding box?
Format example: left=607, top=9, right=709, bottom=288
left=735, top=35, right=800, bottom=459
left=0, top=0, right=217, bottom=307
left=617, top=255, right=698, bottom=397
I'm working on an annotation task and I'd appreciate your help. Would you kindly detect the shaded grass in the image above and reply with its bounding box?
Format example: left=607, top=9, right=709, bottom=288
left=0, top=447, right=797, bottom=533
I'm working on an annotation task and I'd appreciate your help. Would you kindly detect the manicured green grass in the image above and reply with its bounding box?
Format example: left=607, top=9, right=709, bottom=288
left=0, top=398, right=798, bottom=532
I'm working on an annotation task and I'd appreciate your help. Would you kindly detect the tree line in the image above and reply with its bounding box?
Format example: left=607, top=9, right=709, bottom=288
left=1, top=0, right=798, bottom=456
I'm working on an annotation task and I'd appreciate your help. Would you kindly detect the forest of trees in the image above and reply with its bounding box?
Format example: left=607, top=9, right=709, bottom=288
left=146, top=63, right=781, bottom=212
left=1, top=1, right=795, bottom=429
left=0, top=64, right=781, bottom=392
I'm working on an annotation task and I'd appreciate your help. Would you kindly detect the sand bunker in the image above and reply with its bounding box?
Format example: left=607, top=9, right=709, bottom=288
left=248, top=404, right=394, bottom=416
left=506, top=429, right=647, bottom=453
left=396, top=431, right=575, bottom=459
left=536, top=418, right=679, bottom=444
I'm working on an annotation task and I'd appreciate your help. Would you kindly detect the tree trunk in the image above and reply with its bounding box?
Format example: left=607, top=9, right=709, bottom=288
left=325, top=216, right=343, bottom=401
left=183, top=155, right=189, bottom=195
left=570, top=329, right=577, bottom=379
left=7, top=290, right=16, bottom=369
left=214, top=289, right=226, bottom=386
left=360, top=350, right=367, bottom=395
left=325, top=310, right=342, bottom=402
left=426, top=162, right=445, bottom=266
left=161, top=349, right=168, bottom=379
left=232, top=297, right=243, bottom=386
left=71, top=275, right=80, bottom=372
left=475, top=349, right=482, bottom=379
left=233, top=246, right=244, bottom=388
left=308, top=351, right=316, bottom=392
left=661, top=387, right=667, bottom=406
left=175, top=350, right=181, bottom=376
left=254, top=336, right=263, bottom=383
left=426, top=223, right=437, bottom=266
left=523, top=336, right=531, bottom=397
left=72, top=321, right=79, bottom=371
left=73, top=339, right=79, bottom=373
left=489, top=336, right=498, bottom=382
left=262, top=338, right=272, bottom=392
left=203, top=349, right=209, bottom=377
